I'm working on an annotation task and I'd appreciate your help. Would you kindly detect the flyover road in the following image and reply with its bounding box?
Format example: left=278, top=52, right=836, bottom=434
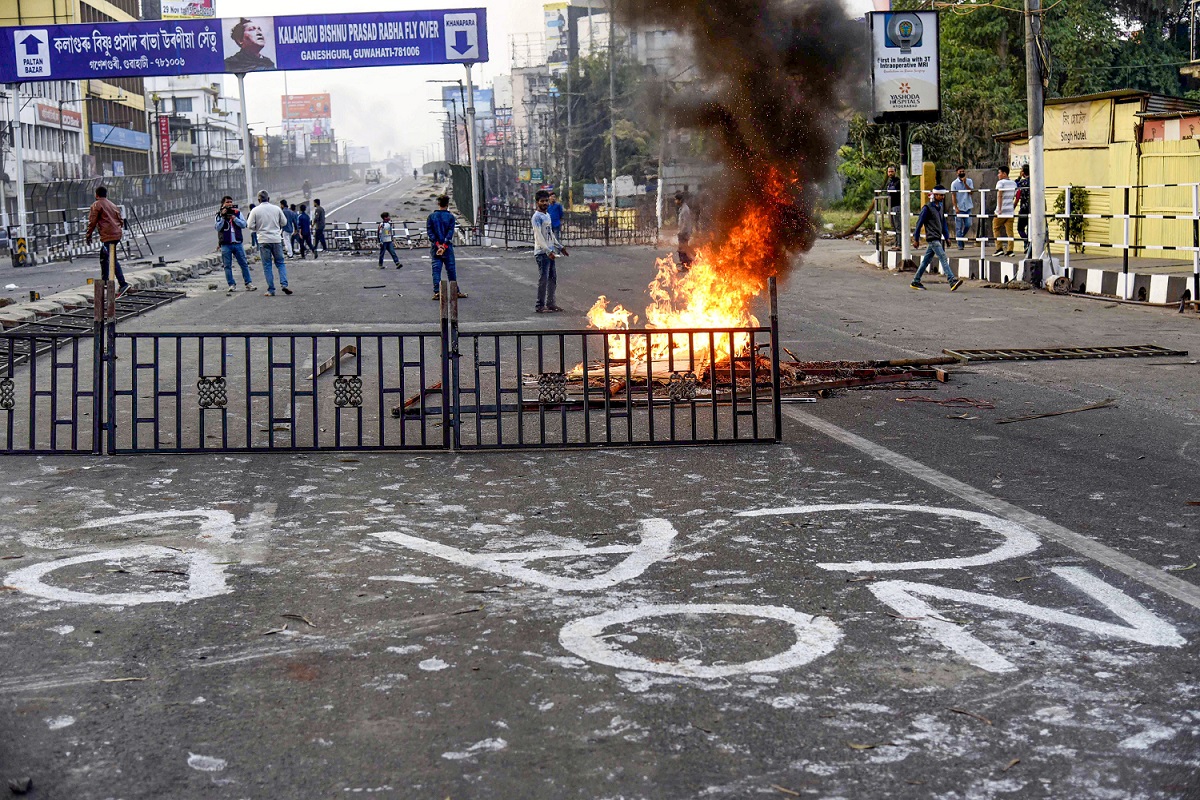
left=0, top=173, right=443, bottom=302
left=0, top=238, right=1197, bottom=799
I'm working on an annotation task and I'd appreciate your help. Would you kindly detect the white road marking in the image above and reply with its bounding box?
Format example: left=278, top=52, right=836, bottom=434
left=736, top=503, right=1040, bottom=571
left=186, top=753, right=227, bottom=772
left=75, top=509, right=237, bottom=543
left=1119, top=725, right=1178, bottom=750
left=783, top=407, right=1200, bottom=611
left=4, top=545, right=231, bottom=606
left=369, top=517, right=677, bottom=592
left=327, top=179, right=416, bottom=217
left=441, top=738, right=507, bottom=760
left=868, top=567, right=1186, bottom=673
left=558, top=603, right=842, bottom=678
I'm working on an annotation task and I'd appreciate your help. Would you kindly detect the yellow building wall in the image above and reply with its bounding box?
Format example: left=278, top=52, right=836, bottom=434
left=0, top=0, right=80, bottom=26
left=1012, top=96, right=1200, bottom=258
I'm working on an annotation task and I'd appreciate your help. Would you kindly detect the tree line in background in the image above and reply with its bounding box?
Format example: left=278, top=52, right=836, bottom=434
left=835, top=0, right=1196, bottom=211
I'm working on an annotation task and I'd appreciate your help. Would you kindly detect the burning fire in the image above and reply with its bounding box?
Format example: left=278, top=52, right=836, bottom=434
left=586, top=182, right=788, bottom=371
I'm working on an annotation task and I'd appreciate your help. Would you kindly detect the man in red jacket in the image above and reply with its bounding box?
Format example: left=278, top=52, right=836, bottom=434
left=85, top=186, right=130, bottom=298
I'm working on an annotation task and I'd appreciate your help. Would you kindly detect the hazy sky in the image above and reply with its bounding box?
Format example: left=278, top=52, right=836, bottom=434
left=211, top=0, right=874, bottom=166
left=211, top=0, right=549, bottom=165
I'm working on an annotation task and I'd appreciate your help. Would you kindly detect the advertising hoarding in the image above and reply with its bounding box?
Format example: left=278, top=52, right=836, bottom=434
left=544, top=2, right=569, bottom=76
left=161, top=0, right=215, bottom=21
left=869, top=11, right=940, bottom=124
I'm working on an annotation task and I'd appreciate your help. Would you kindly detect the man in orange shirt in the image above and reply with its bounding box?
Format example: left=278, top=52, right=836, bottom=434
left=85, top=186, right=130, bottom=298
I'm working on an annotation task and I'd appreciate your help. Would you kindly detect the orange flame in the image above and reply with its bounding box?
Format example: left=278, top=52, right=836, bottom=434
left=587, top=180, right=788, bottom=372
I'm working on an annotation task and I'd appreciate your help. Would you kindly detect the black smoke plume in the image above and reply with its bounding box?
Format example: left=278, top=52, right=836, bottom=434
left=619, top=0, right=869, bottom=279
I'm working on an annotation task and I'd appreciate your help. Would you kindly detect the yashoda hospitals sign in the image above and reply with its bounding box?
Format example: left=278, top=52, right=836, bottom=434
left=869, top=11, right=941, bottom=125
left=0, top=8, right=487, bottom=83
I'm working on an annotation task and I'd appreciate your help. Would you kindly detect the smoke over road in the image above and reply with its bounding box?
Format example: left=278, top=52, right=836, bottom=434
left=620, top=0, right=868, bottom=280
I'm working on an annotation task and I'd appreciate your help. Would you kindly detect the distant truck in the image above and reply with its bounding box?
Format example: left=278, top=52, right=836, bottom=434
left=365, top=169, right=382, bottom=184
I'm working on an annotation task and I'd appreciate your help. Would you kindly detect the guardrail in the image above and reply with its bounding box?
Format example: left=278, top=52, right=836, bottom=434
left=482, top=204, right=657, bottom=248
left=7, top=165, right=352, bottom=265
left=873, top=183, right=1200, bottom=302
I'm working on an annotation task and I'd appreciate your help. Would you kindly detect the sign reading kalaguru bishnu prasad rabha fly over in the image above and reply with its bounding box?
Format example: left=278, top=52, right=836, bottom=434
left=0, top=8, right=487, bottom=83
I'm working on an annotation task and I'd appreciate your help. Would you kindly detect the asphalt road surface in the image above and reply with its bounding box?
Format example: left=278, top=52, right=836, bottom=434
left=0, top=173, right=442, bottom=301
left=1, top=236, right=1198, bottom=799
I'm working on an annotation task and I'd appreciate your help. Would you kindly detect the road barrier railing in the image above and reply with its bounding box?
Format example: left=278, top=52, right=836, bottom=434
left=873, top=183, right=1200, bottom=303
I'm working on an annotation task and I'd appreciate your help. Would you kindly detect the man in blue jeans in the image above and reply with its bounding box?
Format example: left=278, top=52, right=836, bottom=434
left=247, top=190, right=293, bottom=296
left=532, top=189, right=565, bottom=312
left=427, top=194, right=466, bottom=301
left=214, top=196, right=256, bottom=293
left=910, top=184, right=963, bottom=292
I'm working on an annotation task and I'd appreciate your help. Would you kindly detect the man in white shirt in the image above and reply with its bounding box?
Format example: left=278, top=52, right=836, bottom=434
left=950, top=166, right=974, bottom=251
left=992, top=166, right=1018, bottom=257
left=246, top=190, right=293, bottom=296
left=532, top=189, right=565, bottom=313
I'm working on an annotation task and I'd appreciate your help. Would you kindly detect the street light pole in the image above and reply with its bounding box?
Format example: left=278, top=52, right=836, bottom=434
left=1025, top=0, right=1048, bottom=267
left=236, top=73, right=254, bottom=207
left=464, top=62, right=481, bottom=226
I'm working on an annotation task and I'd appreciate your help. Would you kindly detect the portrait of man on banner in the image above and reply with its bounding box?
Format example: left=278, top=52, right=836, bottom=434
left=222, top=17, right=276, bottom=72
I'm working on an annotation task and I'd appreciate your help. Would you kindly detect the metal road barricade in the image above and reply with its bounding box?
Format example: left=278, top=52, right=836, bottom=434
left=0, top=280, right=782, bottom=455
left=873, top=183, right=1200, bottom=303
left=482, top=205, right=658, bottom=248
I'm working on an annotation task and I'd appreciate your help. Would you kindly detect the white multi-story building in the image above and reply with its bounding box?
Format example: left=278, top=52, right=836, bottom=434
left=144, top=75, right=245, bottom=174
left=1, top=81, right=86, bottom=185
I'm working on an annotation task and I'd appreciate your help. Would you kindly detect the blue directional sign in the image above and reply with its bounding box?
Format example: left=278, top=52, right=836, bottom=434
left=0, top=8, right=488, bottom=83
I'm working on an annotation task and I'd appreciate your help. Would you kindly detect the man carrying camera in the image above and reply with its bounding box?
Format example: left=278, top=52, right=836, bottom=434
left=215, top=196, right=256, bottom=293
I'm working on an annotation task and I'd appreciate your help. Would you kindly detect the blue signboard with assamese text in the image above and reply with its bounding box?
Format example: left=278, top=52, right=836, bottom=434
left=0, top=8, right=487, bottom=84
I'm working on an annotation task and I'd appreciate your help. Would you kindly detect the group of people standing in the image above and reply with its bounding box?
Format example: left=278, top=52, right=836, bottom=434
left=885, top=164, right=1032, bottom=256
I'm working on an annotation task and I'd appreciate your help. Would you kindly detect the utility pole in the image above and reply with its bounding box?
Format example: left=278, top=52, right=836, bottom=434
left=608, top=0, right=618, bottom=209
left=1025, top=0, right=1047, bottom=266
left=464, top=62, right=481, bottom=227
left=566, top=63, right=573, bottom=206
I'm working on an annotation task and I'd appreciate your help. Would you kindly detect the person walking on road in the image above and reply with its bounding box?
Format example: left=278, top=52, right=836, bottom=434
left=548, top=191, right=565, bottom=243
left=247, top=190, right=293, bottom=297
left=992, top=166, right=1018, bottom=257
left=377, top=212, right=402, bottom=269
left=950, top=166, right=974, bottom=251
left=427, top=195, right=465, bottom=301
left=533, top=189, right=565, bottom=313
left=85, top=185, right=131, bottom=298
left=296, top=203, right=315, bottom=259
left=312, top=199, right=327, bottom=253
left=302, top=179, right=311, bottom=201
left=910, top=184, right=963, bottom=292
left=279, top=199, right=297, bottom=257
left=674, top=191, right=694, bottom=271
left=215, top=195, right=256, bottom=293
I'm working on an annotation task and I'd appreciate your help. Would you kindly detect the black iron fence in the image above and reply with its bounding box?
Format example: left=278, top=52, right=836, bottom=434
left=483, top=204, right=658, bottom=247
left=0, top=279, right=782, bottom=454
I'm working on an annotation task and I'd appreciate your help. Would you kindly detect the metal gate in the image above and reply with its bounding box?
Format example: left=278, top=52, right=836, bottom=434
left=1, top=281, right=782, bottom=454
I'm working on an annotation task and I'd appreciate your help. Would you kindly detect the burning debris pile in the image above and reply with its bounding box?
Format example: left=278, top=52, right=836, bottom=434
left=585, top=0, right=868, bottom=364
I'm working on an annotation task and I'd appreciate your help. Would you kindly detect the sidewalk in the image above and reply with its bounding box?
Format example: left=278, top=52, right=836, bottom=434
left=870, top=241, right=1199, bottom=303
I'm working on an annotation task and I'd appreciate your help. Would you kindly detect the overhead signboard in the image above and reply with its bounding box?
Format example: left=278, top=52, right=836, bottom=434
left=869, top=11, right=940, bottom=124
left=0, top=8, right=488, bottom=83
left=91, top=123, right=152, bottom=151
